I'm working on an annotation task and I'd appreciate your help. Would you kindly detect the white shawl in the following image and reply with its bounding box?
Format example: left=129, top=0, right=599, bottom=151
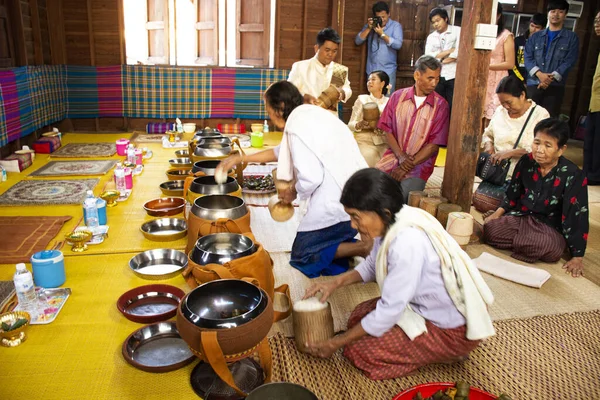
left=376, top=205, right=496, bottom=341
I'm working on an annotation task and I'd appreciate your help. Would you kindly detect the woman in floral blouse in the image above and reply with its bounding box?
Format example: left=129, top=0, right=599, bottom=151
left=484, top=118, right=589, bottom=277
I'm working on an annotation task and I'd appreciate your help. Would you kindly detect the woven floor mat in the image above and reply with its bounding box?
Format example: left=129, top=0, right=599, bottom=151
left=50, top=143, right=116, bottom=157
left=582, top=251, right=600, bottom=287
left=29, top=160, right=117, bottom=176
left=467, top=244, right=600, bottom=320
left=250, top=207, right=302, bottom=252
left=269, top=310, right=600, bottom=399
left=0, top=179, right=99, bottom=206
left=269, top=252, right=380, bottom=337
left=130, top=131, right=166, bottom=143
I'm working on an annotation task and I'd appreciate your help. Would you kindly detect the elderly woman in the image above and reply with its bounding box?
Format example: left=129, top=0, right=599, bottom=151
left=484, top=118, right=589, bottom=277
left=217, top=81, right=370, bottom=278
left=348, top=70, right=390, bottom=167
left=304, top=168, right=495, bottom=380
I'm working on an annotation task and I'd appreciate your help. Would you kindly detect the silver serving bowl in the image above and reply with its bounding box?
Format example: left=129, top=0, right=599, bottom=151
left=168, top=158, right=192, bottom=168
left=197, top=137, right=231, bottom=146
left=159, top=180, right=185, bottom=197
left=188, top=175, right=239, bottom=196
left=191, top=233, right=256, bottom=265
left=193, top=142, right=231, bottom=158
left=181, top=279, right=267, bottom=329
left=129, top=249, right=188, bottom=280
left=191, top=160, right=230, bottom=176
left=140, top=218, right=187, bottom=242
left=200, top=127, right=222, bottom=136
left=191, top=194, right=248, bottom=220
left=174, top=149, right=189, bottom=158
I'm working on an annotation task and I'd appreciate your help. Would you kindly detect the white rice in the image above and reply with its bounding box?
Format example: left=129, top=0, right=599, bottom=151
left=293, top=297, right=328, bottom=312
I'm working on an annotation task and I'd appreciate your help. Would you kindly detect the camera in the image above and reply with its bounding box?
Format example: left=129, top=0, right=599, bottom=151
left=372, top=16, right=383, bottom=27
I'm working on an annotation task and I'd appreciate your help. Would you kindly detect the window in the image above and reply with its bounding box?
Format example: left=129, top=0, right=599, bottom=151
left=123, top=0, right=276, bottom=67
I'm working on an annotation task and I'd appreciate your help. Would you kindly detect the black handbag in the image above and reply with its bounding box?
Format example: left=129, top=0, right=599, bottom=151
left=476, top=105, right=537, bottom=186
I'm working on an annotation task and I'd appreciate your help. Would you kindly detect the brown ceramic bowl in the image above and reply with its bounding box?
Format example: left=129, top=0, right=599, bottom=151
left=143, top=197, right=185, bottom=217
left=117, top=284, right=186, bottom=324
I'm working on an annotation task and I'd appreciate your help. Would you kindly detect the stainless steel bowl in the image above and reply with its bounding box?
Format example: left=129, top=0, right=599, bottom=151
left=188, top=175, right=239, bottom=196
left=159, top=180, right=185, bottom=197
left=181, top=279, right=267, bottom=329
left=191, top=194, right=248, bottom=220
left=192, top=160, right=220, bottom=175
left=140, top=218, right=188, bottom=242
left=200, top=127, right=222, bottom=136
left=191, top=233, right=256, bottom=265
left=129, top=249, right=188, bottom=280
left=193, top=142, right=231, bottom=158
left=174, top=149, right=189, bottom=158
left=246, top=383, right=319, bottom=400
left=197, top=137, right=231, bottom=146
left=168, top=158, right=192, bottom=168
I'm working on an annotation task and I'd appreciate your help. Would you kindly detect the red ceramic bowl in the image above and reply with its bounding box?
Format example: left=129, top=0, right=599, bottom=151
left=117, top=284, right=186, bottom=324
left=143, top=197, right=185, bottom=217
left=393, top=382, right=497, bottom=400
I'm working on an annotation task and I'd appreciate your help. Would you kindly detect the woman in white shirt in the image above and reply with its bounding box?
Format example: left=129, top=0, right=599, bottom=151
left=302, top=168, right=494, bottom=380
left=217, top=81, right=370, bottom=278
left=348, top=70, right=390, bottom=167
left=482, top=75, right=550, bottom=178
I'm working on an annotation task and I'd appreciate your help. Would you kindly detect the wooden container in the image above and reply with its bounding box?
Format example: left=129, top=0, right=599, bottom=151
left=363, top=102, right=380, bottom=129
left=316, top=85, right=340, bottom=109
left=408, top=191, right=428, bottom=207
left=419, top=196, right=445, bottom=217
left=293, top=299, right=334, bottom=353
left=437, top=203, right=462, bottom=228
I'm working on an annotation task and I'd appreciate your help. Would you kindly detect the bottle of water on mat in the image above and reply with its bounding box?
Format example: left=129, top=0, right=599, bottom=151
left=14, top=263, right=38, bottom=320
left=83, top=190, right=99, bottom=229
left=126, top=144, right=136, bottom=165
left=115, top=162, right=126, bottom=194
left=263, top=119, right=269, bottom=134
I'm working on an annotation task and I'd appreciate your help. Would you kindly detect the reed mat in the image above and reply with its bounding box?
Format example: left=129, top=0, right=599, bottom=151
left=269, top=311, right=600, bottom=400
left=51, top=143, right=117, bottom=157
left=29, top=160, right=117, bottom=176
left=0, top=179, right=99, bottom=206
left=0, top=281, right=15, bottom=313
left=250, top=207, right=302, bottom=252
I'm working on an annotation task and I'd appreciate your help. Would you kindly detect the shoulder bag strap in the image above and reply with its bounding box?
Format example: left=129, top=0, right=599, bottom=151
left=513, top=105, right=537, bottom=150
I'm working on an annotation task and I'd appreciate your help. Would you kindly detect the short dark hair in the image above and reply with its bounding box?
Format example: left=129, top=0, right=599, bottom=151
left=414, top=55, right=442, bottom=73
left=531, top=12, right=548, bottom=27
left=340, top=168, right=404, bottom=229
left=316, top=27, right=341, bottom=46
left=372, top=1, right=389, bottom=14
left=264, top=81, right=304, bottom=121
left=429, top=7, right=449, bottom=22
left=496, top=75, right=528, bottom=98
left=370, top=70, right=390, bottom=96
left=547, top=0, right=569, bottom=13
left=497, top=3, right=505, bottom=36
left=534, top=118, right=570, bottom=147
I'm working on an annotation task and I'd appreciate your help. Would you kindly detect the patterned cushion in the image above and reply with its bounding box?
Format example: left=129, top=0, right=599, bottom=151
left=33, top=136, right=61, bottom=154
left=217, top=123, right=247, bottom=134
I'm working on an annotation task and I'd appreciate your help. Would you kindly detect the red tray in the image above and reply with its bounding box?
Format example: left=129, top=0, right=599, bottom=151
left=393, top=382, right=497, bottom=400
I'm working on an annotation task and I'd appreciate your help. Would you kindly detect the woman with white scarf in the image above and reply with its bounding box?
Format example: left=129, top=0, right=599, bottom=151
left=217, top=81, right=370, bottom=278
left=304, top=168, right=495, bottom=380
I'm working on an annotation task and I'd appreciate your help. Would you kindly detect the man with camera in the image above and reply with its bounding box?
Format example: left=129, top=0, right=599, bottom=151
left=355, top=1, right=403, bottom=94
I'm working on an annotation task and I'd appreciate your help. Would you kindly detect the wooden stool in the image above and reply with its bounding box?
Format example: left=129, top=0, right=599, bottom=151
left=437, top=203, right=462, bottom=228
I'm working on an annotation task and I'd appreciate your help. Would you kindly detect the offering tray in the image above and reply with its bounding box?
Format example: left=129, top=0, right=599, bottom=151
left=122, top=321, right=195, bottom=372
left=117, top=284, right=185, bottom=324
left=15, top=288, right=71, bottom=325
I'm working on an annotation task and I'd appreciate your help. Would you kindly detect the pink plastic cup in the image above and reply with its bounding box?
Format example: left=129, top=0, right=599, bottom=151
left=116, top=139, right=130, bottom=156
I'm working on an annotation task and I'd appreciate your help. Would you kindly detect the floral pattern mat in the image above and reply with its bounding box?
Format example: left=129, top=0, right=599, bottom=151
left=29, top=160, right=117, bottom=177
left=130, top=131, right=166, bottom=143
left=50, top=143, right=116, bottom=158
left=0, top=179, right=99, bottom=206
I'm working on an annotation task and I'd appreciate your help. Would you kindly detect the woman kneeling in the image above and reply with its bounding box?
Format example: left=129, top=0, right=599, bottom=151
left=484, top=118, right=589, bottom=277
left=304, top=168, right=495, bottom=380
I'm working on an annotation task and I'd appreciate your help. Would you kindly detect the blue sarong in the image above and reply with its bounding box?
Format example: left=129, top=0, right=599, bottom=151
left=290, top=221, right=358, bottom=278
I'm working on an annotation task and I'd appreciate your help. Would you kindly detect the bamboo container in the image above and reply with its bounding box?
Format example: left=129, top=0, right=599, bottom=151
left=293, top=299, right=334, bottom=353
left=419, top=196, right=444, bottom=217
left=362, top=102, right=380, bottom=129
left=316, top=85, right=340, bottom=109
left=408, top=191, right=428, bottom=207
left=438, top=203, right=462, bottom=228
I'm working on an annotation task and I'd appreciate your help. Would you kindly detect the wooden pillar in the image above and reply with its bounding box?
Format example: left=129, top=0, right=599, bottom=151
left=47, top=0, right=66, bottom=64
left=441, top=0, right=493, bottom=212
left=29, top=0, right=43, bottom=64
left=8, top=0, right=27, bottom=65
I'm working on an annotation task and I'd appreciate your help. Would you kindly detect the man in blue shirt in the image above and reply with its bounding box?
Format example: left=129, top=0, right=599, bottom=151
left=524, top=0, right=579, bottom=117
left=355, top=2, right=403, bottom=94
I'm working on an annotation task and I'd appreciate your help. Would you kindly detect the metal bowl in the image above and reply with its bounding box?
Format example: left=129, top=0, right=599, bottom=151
left=246, top=383, right=319, bottom=400
left=188, top=175, right=240, bottom=196
left=140, top=218, right=187, bottom=242
left=191, top=194, right=248, bottom=220
left=129, top=249, right=188, bottom=280
left=200, top=127, right=222, bottom=136
left=168, top=158, right=192, bottom=168
left=197, top=137, right=231, bottom=146
left=0, top=311, right=31, bottom=347
left=143, top=197, right=185, bottom=217
left=117, top=284, right=185, bottom=324
left=159, top=180, right=185, bottom=197
left=193, top=143, right=231, bottom=158
left=190, top=233, right=256, bottom=265
left=166, top=168, right=192, bottom=181
left=192, top=160, right=224, bottom=176
left=181, top=279, right=267, bottom=329
left=174, top=149, right=189, bottom=158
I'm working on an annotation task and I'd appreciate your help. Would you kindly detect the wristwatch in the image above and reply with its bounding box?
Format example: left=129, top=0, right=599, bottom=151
left=381, top=33, right=387, bottom=39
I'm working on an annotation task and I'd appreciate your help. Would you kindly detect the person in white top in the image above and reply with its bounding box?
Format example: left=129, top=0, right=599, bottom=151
left=348, top=70, right=390, bottom=167
left=481, top=75, right=550, bottom=178
left=288, top=28, right=352, bottom=117
left=425, top=7, right=460, bottom=113
left=217, top=81, right=370, bottom=278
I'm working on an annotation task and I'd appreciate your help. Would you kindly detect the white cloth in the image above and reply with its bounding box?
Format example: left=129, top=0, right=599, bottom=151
left=288, top=55, right=352, bottom=105
left=414, top=95, right=426, bottom=109
left=277, top=105, right=368, bottom=231
left=481, top=101, right=549, bottom=177
left=376, top=206, right=495, bottom=341
left=425, top=25, right=461, bottom=80
left=348, top=94, right=389, bottom=132
left=356, top=230, right=466, bottom=338
left=473, top=252, right=552, bottom=288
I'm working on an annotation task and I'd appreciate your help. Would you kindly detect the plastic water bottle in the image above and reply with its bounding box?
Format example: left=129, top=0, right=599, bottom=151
left=0, top=165, right=6, bottom=182
left=115, top=163, right=126, bottom=193
left=14, top=263, right=38, bottom=319
left=176, top=118, right=183, bottom=133
left=83, top=190, right=99, bottom=228
left=126, top=144, right=137, bottom=165
left=263, top=120, right=269, bottom=134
